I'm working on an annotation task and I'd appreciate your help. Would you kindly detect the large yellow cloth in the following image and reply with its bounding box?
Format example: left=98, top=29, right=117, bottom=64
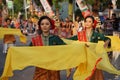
left=1, top=41, right=120, bottom=80
left=62, top=36, right=120, bottom=51
left=107, top=36, right=120, bottom=51
left=0, top=28, right=27, bottom=43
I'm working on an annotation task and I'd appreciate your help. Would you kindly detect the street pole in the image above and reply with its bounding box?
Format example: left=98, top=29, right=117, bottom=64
left=73, top=0, right=75, bottom=22
left=12, top=1, right=14, bottom=18
left=24, top=0, right=27, bottom=20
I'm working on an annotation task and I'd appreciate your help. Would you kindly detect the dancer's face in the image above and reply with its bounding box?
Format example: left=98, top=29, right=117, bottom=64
left=84, top=17, right=94, bottom=29
left=40, top=19, right=51, bottom=33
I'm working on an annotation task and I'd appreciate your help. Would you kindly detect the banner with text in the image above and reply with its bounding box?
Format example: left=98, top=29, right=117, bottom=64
left=76, top=0, right=90, bottom=18
left=40, top=0, right=54, bottom=17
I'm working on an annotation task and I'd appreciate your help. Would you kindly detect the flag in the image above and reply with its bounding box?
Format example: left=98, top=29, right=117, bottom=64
left=76, top=0, right=91, bottom=18
left=40, top=0, right=54, bottom=17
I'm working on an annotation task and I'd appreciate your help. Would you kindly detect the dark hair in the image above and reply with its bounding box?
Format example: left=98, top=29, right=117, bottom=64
left=112, top=13, right=116, bottom=17
left=38, top=16, right=52, bottom=27
left=37, top=16, right=52, bottom=34
left=5, top=18, right=11, bottom=22
left=84, top=16, right=95, bottom=23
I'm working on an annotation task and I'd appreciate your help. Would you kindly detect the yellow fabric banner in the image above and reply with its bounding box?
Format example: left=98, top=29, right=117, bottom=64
left=1, top=41, right=120, bottom=80
left=107, top=36, right=120, bottom=51
left=62, top=36, right=120, bottom=51
left=0, top=28, right=27, bottom=43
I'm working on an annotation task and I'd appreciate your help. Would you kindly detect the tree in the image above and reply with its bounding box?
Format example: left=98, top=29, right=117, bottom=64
left=2, top=0, right=6, bottom=5
left=116, top=0, right=120, bottom=9
left=14, top=0, right=24, bottom=14
left=34, top=0, right=41, bottom=6
left=48, top=0, right=64, bottom=17
left=51, top=0, right=63, bottom=9
left=0, top=3, right=2, bottom=10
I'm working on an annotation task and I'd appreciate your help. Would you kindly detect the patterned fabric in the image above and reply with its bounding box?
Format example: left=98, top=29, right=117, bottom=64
left=90, top=69, right=104, bottom=80
left=32, top=35, right=43, bottom=46
left=4, top=34, right=15, bottom=43
left=33, top=67, right=60, bottom=80
left=78, top=30, right=87, bottom=42
left=32, top=35, right=60, bottom=80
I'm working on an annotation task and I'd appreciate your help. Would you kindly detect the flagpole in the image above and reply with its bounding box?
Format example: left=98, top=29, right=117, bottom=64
left=24, top=0, right=27, bottom=20
left=12, top=1, right=14, bottom=18
left=73, top=0, right=75, bottom=22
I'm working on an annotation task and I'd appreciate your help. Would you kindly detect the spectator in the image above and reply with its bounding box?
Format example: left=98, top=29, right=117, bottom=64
left=3, top=18, right=16, bottom=54
left=111, top=13, right=119, bottom=31
left=3, top=18, right=14, bottom=28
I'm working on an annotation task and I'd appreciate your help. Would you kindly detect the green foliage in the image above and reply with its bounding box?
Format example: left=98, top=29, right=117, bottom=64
left=52, top=0, right=69, bottom=9
left=116, top=0, right=120, bottom=9
left=2, top=0, right=6, bottom=5
left=85, top=0, right=94, bottom=5
left=34, top=0, right=41, bottom=6
left=52, top=0, right=61, bottom=9
left=69, top=0, right=73, bottom=4
left=0, top=4, right=2, bottom=9
left=14, top=0, right=24, bottom=13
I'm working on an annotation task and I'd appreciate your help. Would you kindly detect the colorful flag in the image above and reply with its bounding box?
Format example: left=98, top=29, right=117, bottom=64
left=40, top=0, right=54, bottom=17
left=76, top=0, right=91, bottom=18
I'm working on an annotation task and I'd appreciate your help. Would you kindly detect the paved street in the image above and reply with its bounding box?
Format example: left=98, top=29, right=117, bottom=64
left=0, top=35, right=120, bottom=80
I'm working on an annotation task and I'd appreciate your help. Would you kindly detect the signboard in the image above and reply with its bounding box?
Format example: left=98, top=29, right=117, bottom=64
left=40, top=0, right=54, bottom=17
left=27, top=0, right=31, bottom=5
left=76, top=0, right=90, bottom=18
left=7, top=1, right=13, bottom=9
